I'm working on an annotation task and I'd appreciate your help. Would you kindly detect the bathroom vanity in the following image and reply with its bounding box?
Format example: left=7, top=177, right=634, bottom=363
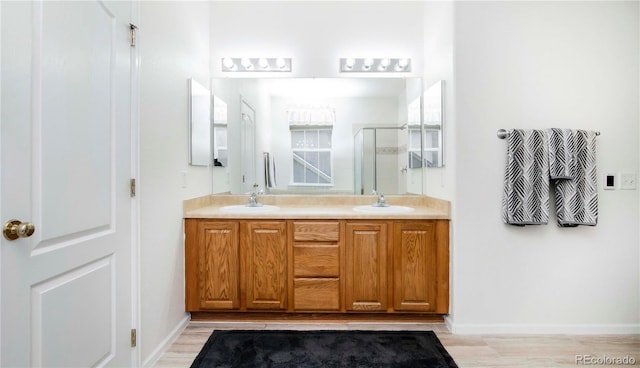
left=183, top=194, right=450, bottom=321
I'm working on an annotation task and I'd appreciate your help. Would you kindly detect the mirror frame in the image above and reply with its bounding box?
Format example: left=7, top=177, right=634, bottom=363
left=188, top=78, right=212, bottom=166
left=423, top=80, right=444, bottom=168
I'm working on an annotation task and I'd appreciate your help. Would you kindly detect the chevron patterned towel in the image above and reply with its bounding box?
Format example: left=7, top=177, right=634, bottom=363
left=548, top=128, right=575, bottom=180
left=502, top=129, right=550, bottom=225
left=553, top=130, right=598, bottom=227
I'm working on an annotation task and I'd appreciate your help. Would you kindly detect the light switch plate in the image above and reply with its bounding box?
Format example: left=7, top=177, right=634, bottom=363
left=620, top=172, right=637, bottom=190
left=603, top=173, right=616, bottom=190
left=181, top=171, right=187, bottom=188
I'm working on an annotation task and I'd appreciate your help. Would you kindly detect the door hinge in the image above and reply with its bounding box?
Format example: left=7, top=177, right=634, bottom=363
left=129, top=23, right=138, bottom=47
left=130, top=328, right=137, bottom=348
left=130, top=178, right=136, bottom=197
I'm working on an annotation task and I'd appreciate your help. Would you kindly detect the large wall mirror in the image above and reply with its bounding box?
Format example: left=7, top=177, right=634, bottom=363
left=210, top=77, right=425, bottom=195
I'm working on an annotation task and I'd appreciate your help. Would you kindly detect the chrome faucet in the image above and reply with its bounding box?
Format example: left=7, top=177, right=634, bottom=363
left=246, top=184, right=264, bottom=207
left=247, top=192, right=259, bottom=207
left=372, top=191, right=389, bottom=207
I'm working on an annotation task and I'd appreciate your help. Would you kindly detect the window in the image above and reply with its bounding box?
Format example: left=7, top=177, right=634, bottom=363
left=287, top=105, right=335, bottom=186
left=423, top=128, right=442, bottom=168
left=291, top=128, right=333, bottom=185
left=408, top=128, right=422, bottom=168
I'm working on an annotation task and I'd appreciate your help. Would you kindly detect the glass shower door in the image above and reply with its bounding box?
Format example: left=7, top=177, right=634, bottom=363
left=354, top=128, right=377, bottom=195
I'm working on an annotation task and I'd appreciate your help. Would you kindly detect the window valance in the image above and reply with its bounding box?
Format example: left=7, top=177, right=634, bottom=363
left=287, top=105, right=335, bottom=127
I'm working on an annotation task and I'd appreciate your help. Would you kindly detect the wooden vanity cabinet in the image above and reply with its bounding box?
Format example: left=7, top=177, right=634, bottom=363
left=243, top=221, right=288, bottom=310
left=185, top=218, right=449, bottom=318
left=343, top=220, right=449, bottom=314
left=185, top=220, right=287, bottom=312
left=345, top=222, right=388, bottom=311
left=290, top=221, right=342, bottom=311
left=394, top=221, right=449, bottom=314
left=185, top=220, right=240, bottom=311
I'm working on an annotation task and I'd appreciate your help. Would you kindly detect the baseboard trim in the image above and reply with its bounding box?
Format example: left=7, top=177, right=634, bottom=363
left=190, top=311, right=446, bottom=323
left=444, top=315, right=454, bottom=333
left=142, top=313, right=190, bottom=368
left=449, top=322, right=640, bottom=335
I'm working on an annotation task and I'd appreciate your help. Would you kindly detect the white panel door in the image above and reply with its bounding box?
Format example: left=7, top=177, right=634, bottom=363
left=1, top=1, right=134, bottom=367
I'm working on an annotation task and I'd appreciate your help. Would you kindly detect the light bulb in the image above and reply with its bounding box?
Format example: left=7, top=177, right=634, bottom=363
left=222, top=57, right=235, bottom=70
left=395, top=58, right=410, bottom=71
left=276, top=58, right=287, bottom=69
left=344, top=58, right=356, bottom=70
left=378, top=58, right=390, bottom=71
left=363, top=58, right=374, bottom=71
left=258, top=58, right=269, bottom=69
left=241, top=58, right=253, bottom=70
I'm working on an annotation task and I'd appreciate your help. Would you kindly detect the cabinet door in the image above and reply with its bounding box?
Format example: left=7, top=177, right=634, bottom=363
left=393, top=222, right=436, bottom=312
left=198, top=222, right=240, bottom=310
left=345, top=222, right=387, bottom=311
left=244, top=221, right=288, bottom=310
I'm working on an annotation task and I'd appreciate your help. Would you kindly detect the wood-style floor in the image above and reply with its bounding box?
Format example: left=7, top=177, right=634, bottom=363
left=153, top=322, right=640, bottom=367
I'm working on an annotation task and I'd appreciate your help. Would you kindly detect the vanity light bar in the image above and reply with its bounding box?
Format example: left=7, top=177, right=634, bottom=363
left=221, top=57, right=292, bottom=72
left=340, top=58, right=411, bottom=73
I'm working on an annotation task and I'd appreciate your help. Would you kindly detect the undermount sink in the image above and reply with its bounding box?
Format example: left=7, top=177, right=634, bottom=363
left=219, top=204, right=280, bottom=214
left=352, top=205, right=414, bottom=214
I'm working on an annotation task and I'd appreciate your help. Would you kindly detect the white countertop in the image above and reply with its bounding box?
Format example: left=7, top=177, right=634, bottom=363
left=184, top=194, right=450, bottom=220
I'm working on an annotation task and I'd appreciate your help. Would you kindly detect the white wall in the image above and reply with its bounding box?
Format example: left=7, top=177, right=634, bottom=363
left=209, top=1, right=424, bottom=78
left=139, top=1, right=210, bottom=364
left=450, top=1, right=639, bottom=334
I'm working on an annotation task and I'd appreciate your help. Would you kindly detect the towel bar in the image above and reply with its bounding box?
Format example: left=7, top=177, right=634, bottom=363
left=497, top=129, right=601, bottom=139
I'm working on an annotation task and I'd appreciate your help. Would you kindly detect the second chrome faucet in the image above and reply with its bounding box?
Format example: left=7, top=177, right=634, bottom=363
left=372, top=190, right=390, bottom=207
left=247, top=184, right=264, bottom=207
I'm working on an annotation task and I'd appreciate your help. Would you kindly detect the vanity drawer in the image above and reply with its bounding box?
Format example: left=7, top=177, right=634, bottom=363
left=294, top=278, right=340, bottom=311
left=294, top=245, right=339, bottom=277
left=293, top=221, right=339, bottom=242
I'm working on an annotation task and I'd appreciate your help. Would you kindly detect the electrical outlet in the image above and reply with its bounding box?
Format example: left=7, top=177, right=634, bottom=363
left=620, top=172, right=637, bottom=190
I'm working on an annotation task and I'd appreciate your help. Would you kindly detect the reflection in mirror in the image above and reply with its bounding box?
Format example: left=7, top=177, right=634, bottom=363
left=210, top=78, right=423, bottom=195
left=212, top=95, right=228, bottom=167
left=189, top=79, right=211, bottom=166
left=423, top=80, right=444, bottom=167
left=407, top=97, right=423, bottom=169
left=240, top=98, right=257, bottom=193
left=354, top=125, right=421, bottom=195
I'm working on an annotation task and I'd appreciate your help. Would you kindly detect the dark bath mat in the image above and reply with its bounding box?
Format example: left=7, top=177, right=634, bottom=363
left=191, top=330, right=458, bottom=368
